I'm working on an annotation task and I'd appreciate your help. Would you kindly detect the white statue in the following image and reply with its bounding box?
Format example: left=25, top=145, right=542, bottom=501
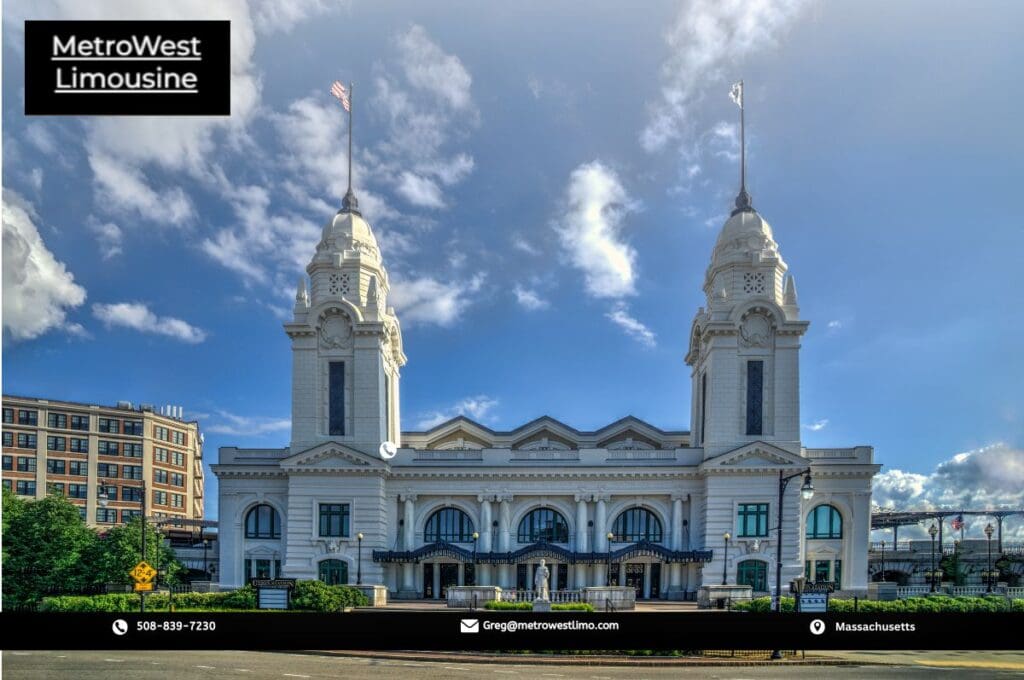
left=534, top=559, right=550, bottom=601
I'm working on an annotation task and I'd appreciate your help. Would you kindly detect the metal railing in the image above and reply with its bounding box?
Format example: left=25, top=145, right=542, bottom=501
left=498, top=589, right=582, bottom=603
left=896, top=586, right=931, bottom=598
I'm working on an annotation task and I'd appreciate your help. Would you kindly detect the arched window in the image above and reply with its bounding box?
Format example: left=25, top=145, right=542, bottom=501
left=517, top=507, right=569, bottom=543
left=736, top=559, right=767, bottom=592
left=318, top=559, right=348, bottom=585
left=806, top=505, right=842, bottom=539
left=245, top=504, right=281, bottom=539
left=611, top=507, right=663, bottom=542
left=424, top=507, right=476, bottom=543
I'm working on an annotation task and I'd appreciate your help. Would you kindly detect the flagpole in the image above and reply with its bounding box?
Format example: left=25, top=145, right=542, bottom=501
left=348, top=81, right=353, bottom=195
left=739, top=79, right=745, bottom=196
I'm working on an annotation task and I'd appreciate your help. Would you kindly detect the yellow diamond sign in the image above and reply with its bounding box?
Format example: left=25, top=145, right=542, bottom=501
left=130, top=560, right=157, bottom=584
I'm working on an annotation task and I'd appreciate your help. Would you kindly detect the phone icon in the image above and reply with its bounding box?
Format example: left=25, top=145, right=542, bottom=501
left=112, top=619, right=129, bottom=636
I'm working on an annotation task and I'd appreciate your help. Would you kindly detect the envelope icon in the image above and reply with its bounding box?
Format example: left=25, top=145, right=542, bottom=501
left=460, top=618, right=479, bottom=633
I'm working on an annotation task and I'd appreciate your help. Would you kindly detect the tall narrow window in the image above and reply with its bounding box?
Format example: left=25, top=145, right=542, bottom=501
left=699, top=372, right=708, bottom=444
left=329, top=361, right=345, bottom=436
left=746, top=360, right=763, bottom=436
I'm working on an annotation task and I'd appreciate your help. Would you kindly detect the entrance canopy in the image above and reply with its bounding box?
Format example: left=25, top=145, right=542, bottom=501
left=373, top=540, right=713, bottom=565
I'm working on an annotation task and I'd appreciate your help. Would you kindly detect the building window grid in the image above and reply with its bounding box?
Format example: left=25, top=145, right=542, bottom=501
left=806, top=504, right=843, bottom=539
left=98, top=441, right=119, bottom=456
left=155, top=447, right=169, bottom=463
left=16, top=433, right=37, bottom=449
left=245, top=504, right=282, bottom=539
left=17, top=456, right=37, bottom=472
left=96, top=508, right=118, bottom=523
left=517, top=508, right=570, bottom=543
left=1, top=455, right=11, bottom=470
left=154, top=469, right=168, bottom=484
left=3, top=432, right=12, bottom=447
left=737, top=503, right=769, bottom=537
left=97, top=463, right=118, bottom=478
left=170, top=472, right=185, bottom=487
left=70, top=415, right=89, bottom=431
left=318, top=559, right=348, bottom=585
left=611, top=507, right=664, bottom=542
left=318, top=503, right=350, bottom=538
left=737, top=559, right=768, bottom=592
left=2, top=408, right=13, bottom=423
left=69, top=438, right=89, bottom=453
left=98, top=418, right=119, bottom=433
left=49, top=482, right=65, bottom=496
left=123, top=420, right=144, bottom=436
left=68, top=483, right=88, bottom=499
left=47, top=413, right=68, bottom=429
left=153, top=490, right=168, bottom=506
left=47, top=436, right=66, bottom=451
left=424, top=507, right=476, bottom=542
left=16, top=480, right=37, bottom=496
left=46, top=458, right=66, bottom=474
left=18, top=410, right=38, bottom=426
left=123, top=443, right=142, bottom=458
left=122, top=465, right=143, bottom=480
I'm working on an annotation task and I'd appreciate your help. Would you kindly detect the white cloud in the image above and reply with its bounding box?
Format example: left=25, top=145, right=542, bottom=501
left=512, top=234, right=540, bottom=255
left=555, top=161, right=637, bottom=299
left=204, top=410, right=291, bottom=436
left=513, top=285, right=549, bottom=311
left=396, top=171, right=445, bottom=208
left=25, top=124, right=57, bottom=155
left=2, top=190, right=87, bottom=341
left=605, top=302, right=656, bottom=347
left=710, top=120, right=740, bottom=160
left=389, top=273, right=485, bottom=327
left=396, top=24, right=474, bottom=111
left=88, top=219, right=124, bottom=259
left=89, top=153, right=194, bottom=226
left=873, top=443, right=1024, bottom=513
left=92, top=302, right=207, bottom=344
left=803, top=419, right=829, bottom=431
left=249, top=0, right=331, bottom=34
left=416, top=394, right=499, bottom=430
left=641, top=0, right=808, bottom=152
left=27, top=168, right=43, bottom=192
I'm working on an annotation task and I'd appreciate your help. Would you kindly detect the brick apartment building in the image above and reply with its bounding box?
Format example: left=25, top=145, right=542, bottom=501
left=1, top=395, right=204, bottom=529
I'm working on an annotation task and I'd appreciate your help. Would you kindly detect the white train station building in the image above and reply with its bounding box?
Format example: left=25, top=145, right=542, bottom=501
left=214, top=178, right=879, bottom=600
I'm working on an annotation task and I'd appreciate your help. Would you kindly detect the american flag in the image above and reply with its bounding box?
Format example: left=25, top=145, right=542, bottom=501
left=951, top=515, right=965, bottom=531
left=729, top=81, right=743, bottom=109
left=331, top=80, right=350, bottom=112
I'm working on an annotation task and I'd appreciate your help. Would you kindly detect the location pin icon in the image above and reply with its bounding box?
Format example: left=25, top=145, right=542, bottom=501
left=810, top=619, right=826, bottom=635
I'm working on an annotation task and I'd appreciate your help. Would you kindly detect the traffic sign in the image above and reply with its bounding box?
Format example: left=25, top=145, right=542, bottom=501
left=130, top=560, right=157, bottom=584
left=134, top=582, right=154, bottom=592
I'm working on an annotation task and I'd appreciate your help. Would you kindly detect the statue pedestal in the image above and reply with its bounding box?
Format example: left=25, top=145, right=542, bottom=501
left=533, top=599, right=552, bottom=612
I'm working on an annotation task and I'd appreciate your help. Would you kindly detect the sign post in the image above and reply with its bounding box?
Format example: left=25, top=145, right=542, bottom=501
left=130, top=560, right=158, bottom=611
left=253, top=579, right=297, bottom=610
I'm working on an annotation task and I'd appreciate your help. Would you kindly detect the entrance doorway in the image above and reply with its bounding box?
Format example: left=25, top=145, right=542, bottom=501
left=649, top=563, right=661, bottom=599
left=624, top=562, right=645, bottom=598
left=423, top=563, right=433, bottom=598
left=440, top=562, right=459, bottom=597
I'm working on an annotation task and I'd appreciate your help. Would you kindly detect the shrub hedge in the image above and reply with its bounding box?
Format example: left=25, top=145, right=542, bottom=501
left=732, top=595, right=1024, bottom=613
left=39, top=582, right=368, bottom=612
left=482, top=600, right=595, bottom=611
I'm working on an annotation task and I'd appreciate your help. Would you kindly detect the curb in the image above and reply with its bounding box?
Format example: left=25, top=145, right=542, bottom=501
left=293, top=650, right=876, bottom=667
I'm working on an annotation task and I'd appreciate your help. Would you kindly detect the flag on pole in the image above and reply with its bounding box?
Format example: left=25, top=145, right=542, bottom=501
left=331, top=80, right=350, bottom=112
left=729, top=81, right=743, bottom=109
left=951, top=515, right=964, bottom=531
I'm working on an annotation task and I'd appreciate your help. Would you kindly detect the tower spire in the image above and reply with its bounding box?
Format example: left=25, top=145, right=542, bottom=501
left=730, top=80, right=752, bottom=215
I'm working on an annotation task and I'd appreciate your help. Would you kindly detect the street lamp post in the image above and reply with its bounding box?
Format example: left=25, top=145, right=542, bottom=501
left=606, top=531, right=615, bottom=586
left=773, top=470, right=814, bottom=613
left=472, top=531, right=480, bottom=586
left=880, top=540, right=886, bottom=583
left=98, top=478, right=147, bottom=613
left=356, top=532, right=364, bottom=585
left=721, top=532, right=731, bottom=585
left=203, top=538, right=210, bottom=579
left=984, top=523, right=995, bottom=593
left=928, top=523, right=938, bottom=593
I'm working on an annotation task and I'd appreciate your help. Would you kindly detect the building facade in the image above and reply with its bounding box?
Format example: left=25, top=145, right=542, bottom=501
left=214, top=186, right=880, bottom=599
left=1, top=396, right=204, bottom=528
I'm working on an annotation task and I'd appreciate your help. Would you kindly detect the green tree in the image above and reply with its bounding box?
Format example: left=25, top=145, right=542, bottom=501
left=2, top=489, right=100, bottom=606
left=88, top=518, right=184, bottom=586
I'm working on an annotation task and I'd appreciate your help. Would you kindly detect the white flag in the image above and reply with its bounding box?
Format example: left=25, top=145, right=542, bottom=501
left=730, top=81, right=743, bottom=109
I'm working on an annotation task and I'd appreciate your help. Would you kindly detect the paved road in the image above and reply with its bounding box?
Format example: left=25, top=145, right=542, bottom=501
left=4, top=650, right=1024, bottom=679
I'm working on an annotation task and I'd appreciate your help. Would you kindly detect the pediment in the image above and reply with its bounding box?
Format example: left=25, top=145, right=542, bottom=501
left=281, top=442, right=386, bottom=469
left=702, top=441, right=807, bottom=470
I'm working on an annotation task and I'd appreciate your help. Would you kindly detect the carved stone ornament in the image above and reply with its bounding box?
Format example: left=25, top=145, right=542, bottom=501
left=319, top=313, right=353, bottom=349
left=739, top=313, right=771, bottom=348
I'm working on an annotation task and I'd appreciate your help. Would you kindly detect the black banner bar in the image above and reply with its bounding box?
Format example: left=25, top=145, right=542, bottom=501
left=1, top=612, right=1021, bottom=650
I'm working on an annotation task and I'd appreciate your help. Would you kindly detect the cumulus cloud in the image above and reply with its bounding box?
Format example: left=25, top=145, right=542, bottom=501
left=555, top=161, right=637, bottom=299
left=872, top=443, right=1024, bottom=538
left=416, top=395, right=499, bottom=430
left=2, top=191, right=87, bottom=341
left=204, top=410, right=291, bottom=436
left=92, top=302, right=207, bottom=344
left=389, top=273, right=485, bottom=327
left=803, top=419, right=829, bottom=431
left=88, top=219, right=124, bottom=259
left=513, top=285, right=549, bottom=311
left=605, top=302, right=656, bottom=348
left=396, top=171, right=445, bottom=208
left=395, top=24, right=473, bottom=111
left=641, top=0, right=808, bottom=153
left=89, top=153, right=194, bottom=226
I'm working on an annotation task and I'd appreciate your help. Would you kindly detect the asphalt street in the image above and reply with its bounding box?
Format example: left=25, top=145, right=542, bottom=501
left=4, top=650, right=1024, bottom=679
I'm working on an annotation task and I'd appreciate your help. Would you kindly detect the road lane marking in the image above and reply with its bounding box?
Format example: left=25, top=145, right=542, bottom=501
left=234, top=670, right=252, bottom=673
left=282, top=675, right=311, bottom=678
left=104, top=659, right=124, bottom=663
left=196, top=665, right=216, bottom=670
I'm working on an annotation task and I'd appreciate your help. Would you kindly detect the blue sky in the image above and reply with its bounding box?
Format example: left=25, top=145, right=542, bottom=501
left=3, top=1, right=1022, bottom=529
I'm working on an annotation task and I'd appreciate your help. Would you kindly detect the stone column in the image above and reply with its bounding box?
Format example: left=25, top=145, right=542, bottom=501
left=574, top=494, right=590, bottom=589
left=498, top=496, right=512, bottom=588
left=594, top=495, right=609, bottom=585
left=643, top=565, right=652, bottom=599
left=479, top=495, right=493, bottom=585
left=668, top=496, right=684, bottom=597
left=398, top=494, right=417, bottom=597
